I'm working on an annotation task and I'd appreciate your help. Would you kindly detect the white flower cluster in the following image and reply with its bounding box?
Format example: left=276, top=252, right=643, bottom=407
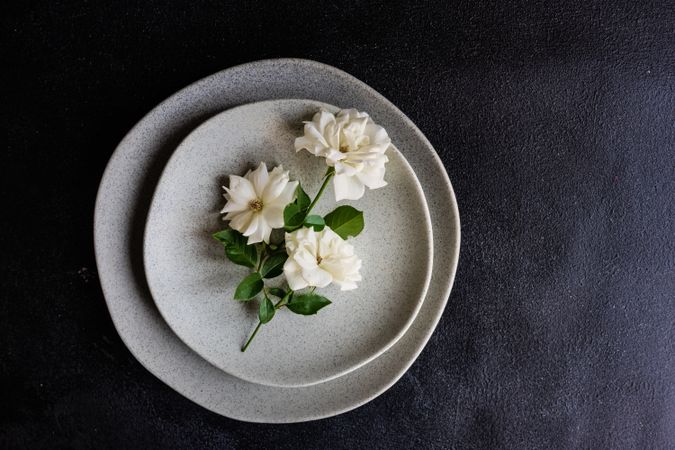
left=221, top=162, right=297, bottom=245
left=284, top=226, right=362, bottom=291
left=221, top=109, right=390, bottom=293
left=295, top=109, right=391, bottom=201
left=216, top=108, right=394, bottom=349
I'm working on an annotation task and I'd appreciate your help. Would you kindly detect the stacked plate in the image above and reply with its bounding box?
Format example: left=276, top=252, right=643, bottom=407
left=94, top=59, right=460, bottom=423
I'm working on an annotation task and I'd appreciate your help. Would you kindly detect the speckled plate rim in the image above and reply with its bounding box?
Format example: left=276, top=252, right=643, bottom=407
left=142, top=99, right=434, bottom=388
left=94, top=58, right=460, bottom=423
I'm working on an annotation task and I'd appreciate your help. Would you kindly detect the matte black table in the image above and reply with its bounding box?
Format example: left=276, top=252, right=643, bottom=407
left=3, top=1, right=673, bottom=448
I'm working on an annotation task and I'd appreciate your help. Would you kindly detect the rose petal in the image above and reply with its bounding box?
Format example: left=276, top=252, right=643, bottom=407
left=262, top=205, right=284, bottom=229
left=333, top=173, right=365, bottom=201
left=228, top=210, right=253, bottom=233
left=241, top=213, right=259, bottom=237
left=356, top=165, right=387, bottom=189
left=301, top=265, right=332, bottom=288
left=220, top=200, right=248, bottom=214
left=227, top=176, right=256, bottom=202
left=249, top=162, right=269, bottom=197
left=284, top=259, right=308, bottom=290
left=273, top=180, right=298, bottom=207
left=261, top=167, right=288, bottom=202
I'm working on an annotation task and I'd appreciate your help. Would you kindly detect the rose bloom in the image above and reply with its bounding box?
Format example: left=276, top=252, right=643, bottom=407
left=294, top=109, right=390, bottom=201
left=221, top=162, right=298, bottom=244
left=283, top=226, right=362, bottom=291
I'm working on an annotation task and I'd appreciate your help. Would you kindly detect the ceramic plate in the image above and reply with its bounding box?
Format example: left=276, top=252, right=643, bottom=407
left=95, top=59, right=460, bottom=422
left=144, top=99, right=433, bottom=387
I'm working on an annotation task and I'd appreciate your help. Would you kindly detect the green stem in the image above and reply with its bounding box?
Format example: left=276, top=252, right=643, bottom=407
left=256, top=242, right=267, bottom=272
left=306, top=170, right=335, bottom=216
left=241, top=289, right=293, bottom=352
left=275, top=289, right=294, bottom=309
left=241, top=321, right=262, bottom=352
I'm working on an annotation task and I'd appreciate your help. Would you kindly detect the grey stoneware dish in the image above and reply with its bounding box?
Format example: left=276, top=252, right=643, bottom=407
left=143, top=99, right=434, bottom=388
left=94, top=59, right=460, bottom=423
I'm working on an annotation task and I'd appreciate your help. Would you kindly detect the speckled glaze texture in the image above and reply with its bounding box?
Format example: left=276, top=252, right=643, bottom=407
left=143, top=99, right=433, bottom=387
left=94, top=59, right=460, bottom=422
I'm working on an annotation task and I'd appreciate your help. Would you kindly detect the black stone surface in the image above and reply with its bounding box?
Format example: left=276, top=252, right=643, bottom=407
left=2, top=1, right=674, bottom=448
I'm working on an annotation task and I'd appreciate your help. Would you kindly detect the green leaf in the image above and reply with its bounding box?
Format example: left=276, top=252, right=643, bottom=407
left=283, top=203, right=300, bottom=224
left=296, top=184, right=311, bottom=212
left=286, top=293, right=331, bottom=315
left=259, top=296, right=275, bottom=323
left=234, top=272, right=263, bottom=300
left=227, top=242, right=257, bottom=268
left=212, top=229, right=257, bottom=268
left=212, top=229, right=236, bottom=245
left=283, top=184, right=313, bottom=232
left=284, top=203, right=305, bottom=231
left=260, top=253, right=288, bottom=279
left=323, top=206, right=364, bottom=239
left=304, top=215, right=325, bottom=231
left=267, top=287, right=287, bottom=299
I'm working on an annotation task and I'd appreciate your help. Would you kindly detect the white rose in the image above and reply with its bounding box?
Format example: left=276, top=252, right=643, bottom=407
left=294, top=109, right=390, bottom=201
left=283, top=226, right=362, bottom=291
left=221, top=162, right=298, bottom=244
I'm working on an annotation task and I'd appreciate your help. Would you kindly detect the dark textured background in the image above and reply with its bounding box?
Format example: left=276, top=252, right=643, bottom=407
left=2, top=1, right=674, bottom=448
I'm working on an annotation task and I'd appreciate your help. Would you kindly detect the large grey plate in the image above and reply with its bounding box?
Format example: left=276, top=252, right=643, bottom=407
left=94, top=59, right=460, bottom=422
left=144, top=99, right=433, bottom=387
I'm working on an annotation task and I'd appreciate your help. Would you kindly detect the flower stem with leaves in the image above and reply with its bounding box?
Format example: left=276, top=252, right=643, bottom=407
left=213, top=166, right=363, bottom=352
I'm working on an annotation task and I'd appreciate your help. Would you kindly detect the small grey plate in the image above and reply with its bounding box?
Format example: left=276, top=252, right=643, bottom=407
left=143, top=99, right=433, bottom=388
left=94, top=59, right=460, bottom=422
